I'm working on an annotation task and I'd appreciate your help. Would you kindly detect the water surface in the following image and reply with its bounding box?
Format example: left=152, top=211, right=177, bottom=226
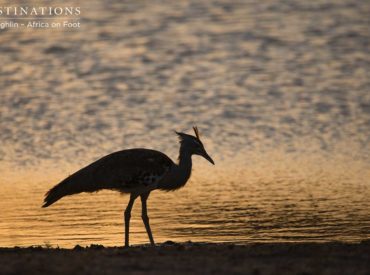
left=1, top=0, right=370, bottom=247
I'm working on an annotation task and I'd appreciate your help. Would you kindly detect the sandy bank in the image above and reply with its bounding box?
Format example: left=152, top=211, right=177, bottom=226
left=1, top=241, right=370, bottom=274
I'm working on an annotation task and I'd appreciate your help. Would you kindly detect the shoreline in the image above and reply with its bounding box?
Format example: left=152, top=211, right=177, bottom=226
left=1, top=241, right=370, bottom=274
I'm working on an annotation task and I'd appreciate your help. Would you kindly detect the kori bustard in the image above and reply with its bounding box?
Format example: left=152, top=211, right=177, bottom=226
left=42, top=126, right=214, bottom=247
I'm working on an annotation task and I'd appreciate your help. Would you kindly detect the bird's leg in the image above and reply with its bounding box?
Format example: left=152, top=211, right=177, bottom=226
left=141, top=192, right=155, bottom=246
left=124, top=194, right=138, bottom=248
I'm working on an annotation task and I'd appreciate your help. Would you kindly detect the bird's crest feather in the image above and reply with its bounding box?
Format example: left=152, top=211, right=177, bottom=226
left=175, top=126, right=202, bottom=143
left=193, top=126, right=200, bottom=140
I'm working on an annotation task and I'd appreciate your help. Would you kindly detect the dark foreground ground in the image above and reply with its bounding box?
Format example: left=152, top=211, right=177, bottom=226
left=1, top=241, right=370, bottom=275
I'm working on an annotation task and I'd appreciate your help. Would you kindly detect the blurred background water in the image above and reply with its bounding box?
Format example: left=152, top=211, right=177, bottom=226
left=0, top=0, right=370, bottom=247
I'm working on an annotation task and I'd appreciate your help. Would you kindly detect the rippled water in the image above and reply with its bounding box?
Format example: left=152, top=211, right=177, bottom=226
left=1, top=0, right=370, bottom=247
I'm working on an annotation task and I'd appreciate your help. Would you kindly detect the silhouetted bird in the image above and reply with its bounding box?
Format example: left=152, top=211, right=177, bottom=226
left=42, top=126, right=214, bottom=247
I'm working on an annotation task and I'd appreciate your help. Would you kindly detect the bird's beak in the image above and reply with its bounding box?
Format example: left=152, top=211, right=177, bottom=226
left=201, top=149, right=215, bottom=165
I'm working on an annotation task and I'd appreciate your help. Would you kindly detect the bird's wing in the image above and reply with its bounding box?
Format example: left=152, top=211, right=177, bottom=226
left=90, top=148, right=174, bottom=190
left=43, top=149, right=174, bottom=207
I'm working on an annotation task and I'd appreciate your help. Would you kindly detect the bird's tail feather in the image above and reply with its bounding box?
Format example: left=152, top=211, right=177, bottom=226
left=42, top=177, right=75, bottom=207
left=42, top=169, right=97, bottom=207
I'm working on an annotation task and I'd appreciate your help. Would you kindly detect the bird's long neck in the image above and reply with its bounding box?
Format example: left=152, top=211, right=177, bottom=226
left=158, top=143, right=192, bottom=191
left=173, top=144, right=193, bottom=187
left=178, top=145, right=193, bottom=174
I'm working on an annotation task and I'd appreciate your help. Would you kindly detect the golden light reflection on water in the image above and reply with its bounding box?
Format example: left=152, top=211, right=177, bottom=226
left=1, top=151, right=369, bottom=248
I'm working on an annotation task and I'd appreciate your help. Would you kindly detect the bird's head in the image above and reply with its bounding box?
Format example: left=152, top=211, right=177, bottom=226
left=175, top=126, right=215, bottom=165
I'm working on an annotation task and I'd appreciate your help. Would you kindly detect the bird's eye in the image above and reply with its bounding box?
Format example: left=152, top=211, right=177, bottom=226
left=194, top=142, right=203, bottom=151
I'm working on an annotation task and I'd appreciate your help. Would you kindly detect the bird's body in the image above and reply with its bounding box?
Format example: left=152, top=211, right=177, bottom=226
left=43, top=149, right=177, bottom=207
left=43, top=127, right=214, bottom=247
